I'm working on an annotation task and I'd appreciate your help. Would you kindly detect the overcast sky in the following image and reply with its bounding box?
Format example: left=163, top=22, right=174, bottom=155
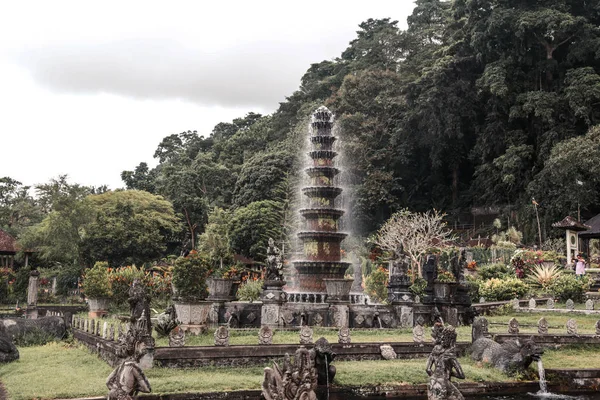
left=0, top=1, right=415, bottom=190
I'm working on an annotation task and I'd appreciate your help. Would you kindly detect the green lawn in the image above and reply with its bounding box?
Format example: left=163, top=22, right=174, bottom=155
left=0, top=342, right=510, bottom=400
left=2, top=338, right=600, bottom=399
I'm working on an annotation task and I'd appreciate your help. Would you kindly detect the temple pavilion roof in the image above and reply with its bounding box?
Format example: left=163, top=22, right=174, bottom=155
left=551, top=216, right=590, bottom=231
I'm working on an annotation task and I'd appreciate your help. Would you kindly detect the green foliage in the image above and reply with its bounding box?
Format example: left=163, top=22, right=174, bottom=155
left=526, top=264, right=563, bottom=291
left=81, top=262, right=112, bottom=298
left=364, top=266, right=388, bottom=303
left=478, top=263, right=511, bottom=280
left=466, top=275, right=482, bottom=303
left=81, top=190, right=181, bottom=266
left=55, top=264, right=84, bottom=297
left=236, top=279, right=263, bottom=302
left=228, top=200, right=284, bottom=260
left=198, top=207, right=233, bottom=269
left=409, top=277, right=427, bottom=297
left=548, top=274, right=593, bottom=302
left=172, top=251, right=211, bottom=301
left=479, top=277, right=529, bottom=301
left=13, top=328, right=58, bottom=347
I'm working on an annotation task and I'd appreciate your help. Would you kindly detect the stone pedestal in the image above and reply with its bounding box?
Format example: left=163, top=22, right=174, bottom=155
left=26, top=270, right=40, bottom=318
left=261, top=280, right=286, bottom=327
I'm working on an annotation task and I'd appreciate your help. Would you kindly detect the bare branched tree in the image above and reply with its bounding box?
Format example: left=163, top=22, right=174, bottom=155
left=375, top=209, right=454, bottom=276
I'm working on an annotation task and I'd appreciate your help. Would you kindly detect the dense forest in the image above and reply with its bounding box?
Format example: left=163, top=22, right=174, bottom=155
left=2, top=0, right=600, bottom=272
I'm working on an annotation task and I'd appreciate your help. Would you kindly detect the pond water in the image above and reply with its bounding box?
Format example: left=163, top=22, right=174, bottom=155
left=477, top=394, right=600, bottom=400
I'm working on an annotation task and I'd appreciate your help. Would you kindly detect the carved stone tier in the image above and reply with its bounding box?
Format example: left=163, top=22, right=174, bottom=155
left=301, top=186, right=342, bottom=198
left=309, top=135, right=337, bottom=148
left=294, top=261, right=351, bottom=292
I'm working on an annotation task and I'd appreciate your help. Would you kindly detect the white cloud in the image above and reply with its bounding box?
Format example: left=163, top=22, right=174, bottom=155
left=0, top=0, right=415, bottom=189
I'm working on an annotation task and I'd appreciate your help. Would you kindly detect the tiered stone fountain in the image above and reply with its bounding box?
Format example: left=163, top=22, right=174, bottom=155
left=293, top=106, right=352, bottom=298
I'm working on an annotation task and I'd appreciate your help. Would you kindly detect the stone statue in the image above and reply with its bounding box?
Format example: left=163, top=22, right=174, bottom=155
left=566, top=299, right=575, bottom=310
left=214, top=326, right=230, bottom=346
left=508, top=317, right=519, bottom=334
left=423, top=255, right=438, bottom=286
left=128, top=279, right=151, bottom=335
left=265, top=238, right=284, bottom=281
left=262, top=347, right=317, bottom=400
left=538, top=318, right=548, bottom=335
left=426, top=325, right=465, bottom=400
left=107, top=313, right=155, bottom=399
left=0, top=324, right=19, bottom=363
left=470, top=336, right=543, bottom=374
left=389, top=244, right=411, bottom=286
left=154, top=304, right=178, bottom=337
left=413, top=324, right=425, bottom=344
left=27, top=270, right=40, bottom=307
left=299, top=325, right=313, bottom=344
left=471, top=317, right=490, bottom=342
left=259, top=326, right=274, bottom=345
left=313, top=337, right=336, bottom=385
left=338, top=327, right=351, bottom=344
left=226, top=306, right=240, bottom=328
left=566, top=319, right=578, bottom=336
left=350, top=252, right=363, bottom=293
left=168, top=326, right=185, bottom=347
left=380, top=344, right=397, bottom=360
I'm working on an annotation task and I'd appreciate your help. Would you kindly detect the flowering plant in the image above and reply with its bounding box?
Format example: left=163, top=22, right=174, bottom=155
left=435, top=267, right=456, bottom=283
left=467, top=261, right=478, bottom=270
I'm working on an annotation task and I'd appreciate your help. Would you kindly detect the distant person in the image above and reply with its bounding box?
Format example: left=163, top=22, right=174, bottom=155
left=575, top=254, right=586, bottom=278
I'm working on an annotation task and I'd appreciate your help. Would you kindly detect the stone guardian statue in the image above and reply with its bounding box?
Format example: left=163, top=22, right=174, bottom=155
left=426, top=325, right=465, bottom=400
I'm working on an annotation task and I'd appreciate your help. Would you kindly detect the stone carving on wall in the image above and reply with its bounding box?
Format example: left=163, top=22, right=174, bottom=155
left=262, top=347, right=317, bottom=400
left=108, top=324, right=115, bottom=342
left=313, top=313, right=323, bottom=327
left=338, top=327, right=351, bottom=344
left=354, top=314, right=365, bottom=326
left=380, top=344, right=396, bottom=360
left=426, top=325, right=464, bottom=400
left=259, top=326, right=274, bottom=345
left=538, top=318, right=548, bottom=335
left=281, top=310, right=294, bottom=326
left=508, top=318, right=519, bottom=334
left=246, top=311, right=257, bottom=324
left=262, top=305, right=280, bottom=326
left=300, top=326, right=313, bottom=344
left=528, top=298, right=536, bottom=309
left=214, top=326, right=230, bottom=346
left=546, top=298, right=555, bottom=309
left=169, top=326, right=185, bottom=347
left=512, top=298, right=520, bottom=310
left=566, top=319, right=578, bottom=336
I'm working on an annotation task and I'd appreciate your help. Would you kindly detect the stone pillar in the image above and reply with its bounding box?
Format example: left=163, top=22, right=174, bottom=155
left=261, top=280, right=286, bottom=327
left=26, top=270, right=40, bottom=319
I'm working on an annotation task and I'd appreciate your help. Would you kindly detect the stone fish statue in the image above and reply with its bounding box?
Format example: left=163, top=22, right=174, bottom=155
left=265, top=238, right=284, bottom=281
left=262, top=347, right=318, bottom=400
left=426, top=325, right=465, bottom=400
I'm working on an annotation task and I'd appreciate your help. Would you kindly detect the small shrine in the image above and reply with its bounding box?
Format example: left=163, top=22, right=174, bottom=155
left=552, top=216, right=590, bottom=264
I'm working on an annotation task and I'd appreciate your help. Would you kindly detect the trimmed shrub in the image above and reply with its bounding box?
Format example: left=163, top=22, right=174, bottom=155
left=365, top=266, right=388, bottom=304
left=478, top=263, right=510, bottom=280
left=479, top=277, right=529, bottom=301
left=236, top=279, right=263, bottom=302
left=548, top=274, right=593, bottom=302
left=172, top=250, right=212, bottom=301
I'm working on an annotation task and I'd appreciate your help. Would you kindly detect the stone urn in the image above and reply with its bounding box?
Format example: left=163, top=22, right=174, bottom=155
left=173, top=300, right=211, bottom=335
left=88, top=297, right=111, bottom=318
left=207, top=278, right=235, bottom=302
left=323, top=279, right=353, bottom=303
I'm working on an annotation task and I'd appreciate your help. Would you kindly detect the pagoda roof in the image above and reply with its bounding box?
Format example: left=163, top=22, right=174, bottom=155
left=551, top=216, right=590, bottom=231
left=579, top=213, right=600, bottom=238
left=0, top=229, right=17, bottom=253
